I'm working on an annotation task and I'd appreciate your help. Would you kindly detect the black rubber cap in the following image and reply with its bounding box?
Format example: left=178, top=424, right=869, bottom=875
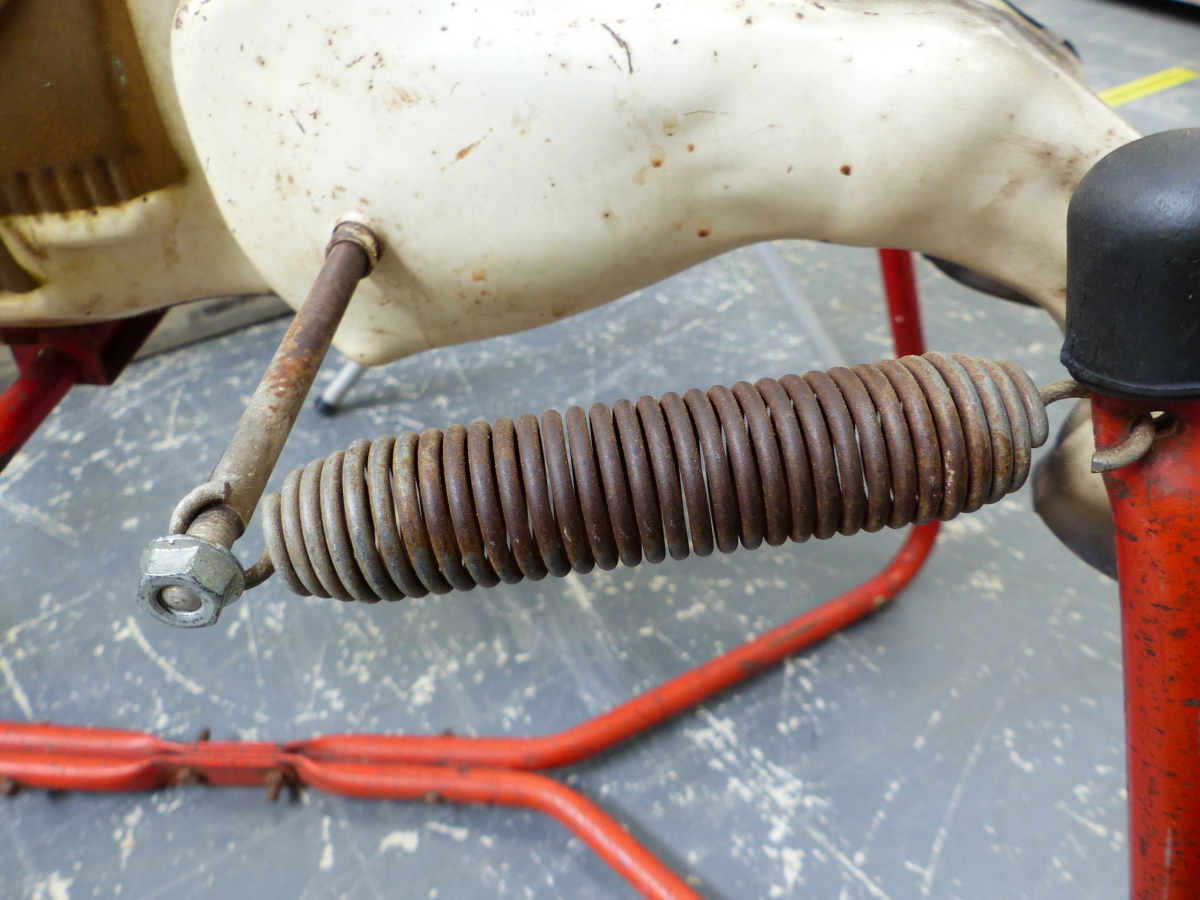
left=1061, top=128, right=1200, bottom=399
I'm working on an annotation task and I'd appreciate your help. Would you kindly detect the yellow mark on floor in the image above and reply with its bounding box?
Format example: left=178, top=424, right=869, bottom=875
left=1099, top=66, right=1199, bottom=107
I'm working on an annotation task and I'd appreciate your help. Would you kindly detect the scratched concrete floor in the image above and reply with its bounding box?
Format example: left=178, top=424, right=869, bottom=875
left=3, top=2, right=1200, bottom=898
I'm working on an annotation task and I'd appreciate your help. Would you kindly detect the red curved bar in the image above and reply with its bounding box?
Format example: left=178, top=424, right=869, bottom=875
left=296, top=521, right=938, bottom=769
left=295, top=758, right=704, bottom=900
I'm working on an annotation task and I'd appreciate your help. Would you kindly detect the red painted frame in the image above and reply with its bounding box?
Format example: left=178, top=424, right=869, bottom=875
left=0, top=310, right=164, bottom=470
left=1093, top=396, right=1200, bottom=900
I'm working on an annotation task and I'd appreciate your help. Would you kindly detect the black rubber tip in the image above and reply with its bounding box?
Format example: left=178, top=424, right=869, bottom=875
left=1062, top=128, right=1200, bottom=399
left=313, top=398, right=337, bottom=417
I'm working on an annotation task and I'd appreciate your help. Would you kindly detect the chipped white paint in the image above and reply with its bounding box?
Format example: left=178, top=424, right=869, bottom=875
left=1004, top=727, right=1038, bottom=773
left=806, top=826, right=893, bottom=900
left=970, top=570, right=1005, bottom=594
left=426, top=821, right=470, bottom=842
left=29, top=872, right=74, bottom=900
left=114, top=806, right=143, bottom=871
left=113, top=616, right=205, bottom=696
left=410, top=670, right=439, bottom=708
left=1055, top=801, right=1110, bottom=839
left=687, top=707, right=850, bottom=890
left=562, top=572, right=595, bottom=611
left=379, top=830, right=420, bottom=853
left=0, top=655, right=34, bottom=720
left=0, top=494, right=80, bottom=547
left=938, top=515, right=990, bottom=541
left=319, top=816, right=335, bottom=870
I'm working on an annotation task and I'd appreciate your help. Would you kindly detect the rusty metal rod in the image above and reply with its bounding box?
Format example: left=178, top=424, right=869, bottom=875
left=138, top=221, right=380, bottom=628
left=188, top=234, right=374, bottom=545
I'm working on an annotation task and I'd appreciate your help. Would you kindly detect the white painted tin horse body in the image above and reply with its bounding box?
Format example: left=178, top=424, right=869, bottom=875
left=2, top=0, right=1135, bottom=362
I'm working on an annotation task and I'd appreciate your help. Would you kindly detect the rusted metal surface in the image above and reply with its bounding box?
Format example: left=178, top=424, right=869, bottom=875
left=167, top=480, right=230, bottom=536
left=1091, top=413, right=1156, bottom=473
left=255, top=354, right=1051, bottom=603
left=181, top=233, right=373, bottom=548
left=1093, top=394, right=1200, bottom=900
left=873, top=358, right=941, bottom=524
left=1038, top=377, right=1089, bottom=407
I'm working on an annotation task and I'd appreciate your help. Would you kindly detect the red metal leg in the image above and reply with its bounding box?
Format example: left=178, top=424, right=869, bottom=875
left=0, top=311, right=164, bottom=472
left=0, top=349, right=82, bottom=470
left=879, top=247, right=926, bottom=357
left=0, top=252, right=934, bottom=900
left=1093, top=396, right=1200, bottom=899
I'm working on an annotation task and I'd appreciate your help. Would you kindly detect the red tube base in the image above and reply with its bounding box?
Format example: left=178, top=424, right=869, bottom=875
left=1093, top=395, right=1200, bottom=900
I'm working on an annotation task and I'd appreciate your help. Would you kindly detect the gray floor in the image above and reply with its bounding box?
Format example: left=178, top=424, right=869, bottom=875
left=2, top=2, right=1199, bottom=898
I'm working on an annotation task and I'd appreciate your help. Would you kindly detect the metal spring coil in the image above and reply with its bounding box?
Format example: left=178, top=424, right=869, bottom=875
left=258, top=353, right=1049, bottom=602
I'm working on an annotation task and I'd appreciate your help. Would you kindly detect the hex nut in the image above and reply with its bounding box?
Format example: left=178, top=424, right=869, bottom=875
left=138, top=535, right=245, bottom=628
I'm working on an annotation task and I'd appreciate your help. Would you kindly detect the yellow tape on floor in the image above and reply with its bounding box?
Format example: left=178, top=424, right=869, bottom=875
left=1099, top=66, right=1199, bottom=107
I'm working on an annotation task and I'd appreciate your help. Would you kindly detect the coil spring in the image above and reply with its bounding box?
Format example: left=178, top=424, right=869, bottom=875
left=257, top=353, right=1049, bottom=602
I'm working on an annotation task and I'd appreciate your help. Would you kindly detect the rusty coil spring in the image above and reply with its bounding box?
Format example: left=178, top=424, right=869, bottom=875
left=257, top=353, right=1049, bottom=602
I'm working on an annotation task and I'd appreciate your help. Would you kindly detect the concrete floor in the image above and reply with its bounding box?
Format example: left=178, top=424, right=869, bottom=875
left=2, top=2, right=1200, bottom=898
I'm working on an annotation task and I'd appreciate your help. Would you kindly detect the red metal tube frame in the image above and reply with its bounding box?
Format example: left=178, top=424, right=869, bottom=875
left=0, top=348, right=81, bottom=471
left=0, top=250, right=935, bottom=900
left=0, top=311, right=164, bottom=471
left=1093, top=396, right=1200, bottom=900
left=879, top=247, right=925, bottom=358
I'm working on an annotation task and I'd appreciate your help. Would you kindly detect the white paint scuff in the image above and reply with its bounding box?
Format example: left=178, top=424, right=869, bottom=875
left=0, top=656, right=34, bottom=720
left=115, top=805, right=144, bottom=871
left=30, top=872, right=73, bottom=900
left=426, top=821, right=469, bottom=841
left=319, top=816, right=334, bottom=870
left=380, top=830, right=420, bottom=853
left=113, top=617, right=205, bottom=696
